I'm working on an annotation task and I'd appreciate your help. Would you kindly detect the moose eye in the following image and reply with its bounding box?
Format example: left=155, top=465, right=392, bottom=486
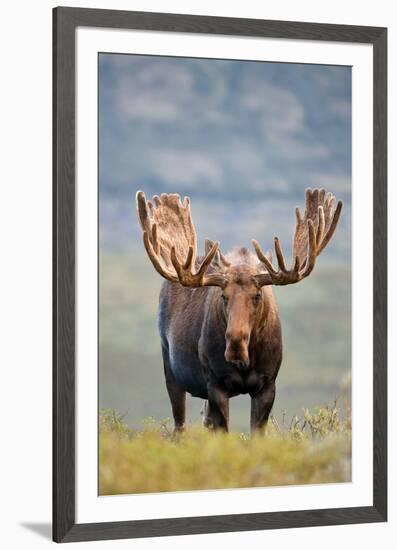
left=253, top=293, right=261, bottom=305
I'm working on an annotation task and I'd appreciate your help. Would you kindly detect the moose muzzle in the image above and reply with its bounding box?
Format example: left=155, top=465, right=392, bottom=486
left=224, top=331, right=250, bottom=367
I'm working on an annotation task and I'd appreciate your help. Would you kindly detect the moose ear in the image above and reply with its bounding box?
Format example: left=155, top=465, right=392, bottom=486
left=205, top=239, right=230, bottom=270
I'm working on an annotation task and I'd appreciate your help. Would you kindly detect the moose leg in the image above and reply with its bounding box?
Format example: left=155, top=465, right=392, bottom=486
left=162, top=350, right=186, bottom=433
left=201, top=400, right=211, bottom=427
left=250, top=382, right=276, bottom=433
left=204, top=383, right=229, bottom=431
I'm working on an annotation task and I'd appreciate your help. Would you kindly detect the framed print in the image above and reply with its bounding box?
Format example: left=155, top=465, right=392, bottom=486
left=53, top=6, right=387, bottom=543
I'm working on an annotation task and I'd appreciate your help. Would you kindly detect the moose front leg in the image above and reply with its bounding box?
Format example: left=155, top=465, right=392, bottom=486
left=203, top=383, right=229, bottom=431
left=162, top=348, right=186, bottom=433
left=250, top=382, right=276, bottom=433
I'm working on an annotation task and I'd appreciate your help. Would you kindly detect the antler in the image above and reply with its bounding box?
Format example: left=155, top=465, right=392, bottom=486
left=136, top=191, right=226, bottom=288
left=253, top=188, right=342, bottom=287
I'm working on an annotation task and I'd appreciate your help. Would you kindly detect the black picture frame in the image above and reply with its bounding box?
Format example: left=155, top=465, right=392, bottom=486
left=53, top=6, right=388, bottom=543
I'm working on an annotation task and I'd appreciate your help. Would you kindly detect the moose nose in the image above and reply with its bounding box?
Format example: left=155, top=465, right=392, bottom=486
left=225, top=348, right=250, bottom=366
left=225, top=332, right=250, bottom=366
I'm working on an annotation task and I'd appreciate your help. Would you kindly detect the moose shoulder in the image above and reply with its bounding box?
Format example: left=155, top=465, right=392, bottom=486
left=136, top=190, right=342, bottom=433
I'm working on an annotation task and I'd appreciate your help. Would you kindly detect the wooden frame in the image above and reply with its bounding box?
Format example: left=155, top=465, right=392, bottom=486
left=53, top=6, right=387, bottom=543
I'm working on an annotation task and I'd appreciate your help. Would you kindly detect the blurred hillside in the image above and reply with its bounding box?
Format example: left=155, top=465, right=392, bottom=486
left=99, top=243, right=351, bottom=431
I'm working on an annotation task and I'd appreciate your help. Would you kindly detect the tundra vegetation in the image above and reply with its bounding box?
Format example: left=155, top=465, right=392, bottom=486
left=99, top=406, right=351, bottom=495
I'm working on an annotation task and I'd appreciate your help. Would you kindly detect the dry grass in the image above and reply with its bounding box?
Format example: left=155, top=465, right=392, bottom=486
left=99, top=405, right=351, bottom=495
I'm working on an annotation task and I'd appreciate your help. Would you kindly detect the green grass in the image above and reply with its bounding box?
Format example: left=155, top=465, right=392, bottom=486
left=99, top=405, right=351, bottom=495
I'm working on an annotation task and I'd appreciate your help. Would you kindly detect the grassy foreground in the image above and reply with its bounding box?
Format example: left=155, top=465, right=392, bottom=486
left=99, top=406, right=351, bottom=495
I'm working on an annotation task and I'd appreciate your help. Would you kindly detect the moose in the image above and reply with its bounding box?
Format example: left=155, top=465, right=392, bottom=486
left=136, top=189, right=342, bottom=433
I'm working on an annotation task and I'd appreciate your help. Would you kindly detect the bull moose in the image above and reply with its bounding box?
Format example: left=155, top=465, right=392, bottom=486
left=136, top=189, right=342, bottom=433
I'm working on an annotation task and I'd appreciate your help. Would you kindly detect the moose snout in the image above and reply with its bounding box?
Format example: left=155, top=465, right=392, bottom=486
left=225, top=331, right=250, bottom=366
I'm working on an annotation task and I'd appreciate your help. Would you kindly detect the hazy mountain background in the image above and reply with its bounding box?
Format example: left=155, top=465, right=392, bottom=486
left=99, top=53, right=351, bottom=431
